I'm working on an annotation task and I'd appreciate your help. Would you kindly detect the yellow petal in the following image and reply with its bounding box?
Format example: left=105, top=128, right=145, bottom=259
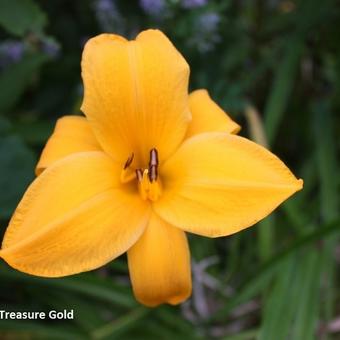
left=154, top=132, right=303, bottom=237
left=36, top=116, right=102, bottom=175
left=127, top=212, right=191, bottom=307
left=81, top=30, right=190, bottom=168
left=185, top=89, right=240, bottom=138
left=1, top=152, right=149, bottom=277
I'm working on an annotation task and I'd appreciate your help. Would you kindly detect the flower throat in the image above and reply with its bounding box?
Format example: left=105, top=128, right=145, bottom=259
left=120, top=148, right=162, bottom=201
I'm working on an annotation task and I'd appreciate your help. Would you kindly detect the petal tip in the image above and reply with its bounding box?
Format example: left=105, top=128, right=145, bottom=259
left=231, top=124, right=242, bottom=134
left=187, top=90, right=240, bottom=136
left=135, top=29, right=176, bottom=44
left=296, top=178, right=304, bottom=191
left=167, top=291, right=191, bottom=306
left=135, top=289, right=191, bottom=307
left=83, top=33, right=127, bottom=48
left=35, top=166, right=43, bottom=176
left=190, top=88, right=208, bottom=96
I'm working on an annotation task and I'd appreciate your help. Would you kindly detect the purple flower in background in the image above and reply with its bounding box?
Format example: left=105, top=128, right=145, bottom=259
left=189, top=11, right=221, bottom=53
left=2, top=41, right=24, bottom=62
left=198, top=12, right=220, bottom=31
left=182, top=0, right=208, bottom=9
left=96, top=0, right=115, bottom=12
left=94, top=0, right=125, bottom=34
left=139, top=0, right=166, bottom=17
left=41, top=38, right=61, bottom=58
left=0, top=40, right=25, bottom=69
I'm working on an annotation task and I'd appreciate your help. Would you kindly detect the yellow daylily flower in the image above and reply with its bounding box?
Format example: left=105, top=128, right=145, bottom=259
left=0, top=30, right=303, bottom=307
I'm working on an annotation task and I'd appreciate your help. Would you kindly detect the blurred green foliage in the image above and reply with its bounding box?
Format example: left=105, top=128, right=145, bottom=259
left=0, top=0, right=339, bottom=339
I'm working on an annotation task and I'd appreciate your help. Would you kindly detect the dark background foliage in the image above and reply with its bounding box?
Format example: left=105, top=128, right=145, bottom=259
left=0, top=0, right=339, bottom=339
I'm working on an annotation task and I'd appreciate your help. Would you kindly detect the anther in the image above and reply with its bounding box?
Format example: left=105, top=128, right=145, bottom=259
left=124, top=152, right=134, bottom=169
left=148, top=148, right=159, bottom=182
left=120, top=152, right=136, bottom=183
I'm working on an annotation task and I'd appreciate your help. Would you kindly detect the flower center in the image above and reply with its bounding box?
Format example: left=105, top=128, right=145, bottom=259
left=120, top=148, right=162, bottom=202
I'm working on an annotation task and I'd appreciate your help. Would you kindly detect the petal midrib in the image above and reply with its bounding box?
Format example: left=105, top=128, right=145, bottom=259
left=169, top=178, right=303, bottom=191
left=1, top=189, right=118, bottom=255
left=127, top=41, right=147, bottom=167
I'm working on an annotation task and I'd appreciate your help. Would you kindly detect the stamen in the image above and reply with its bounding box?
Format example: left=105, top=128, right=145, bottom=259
left=124, top=152, right=134, bottom=169
left=120, top=153, right=136, bottom=183
left=136, top=169, right=143, bottom=182
left=148, top=148, right=159, bottom=182
left=123, top=148, right=162, bottom=201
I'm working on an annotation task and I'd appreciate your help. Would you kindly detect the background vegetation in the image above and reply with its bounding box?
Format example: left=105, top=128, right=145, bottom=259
left=0, top=0, right=339, bottom=339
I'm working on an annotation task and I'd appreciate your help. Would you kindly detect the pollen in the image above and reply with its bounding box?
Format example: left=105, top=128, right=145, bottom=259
left=121, top=149, right=162, bottom=201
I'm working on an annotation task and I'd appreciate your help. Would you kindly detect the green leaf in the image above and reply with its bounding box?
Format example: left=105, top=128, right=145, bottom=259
left=291, top=251, right=321, bottom=340
left=91, top=307, right=148, bottom=339
left=259, top=250, right=321, bottom=340
left=0, top=116, right=11, bottom=134
left=264, top=36, right=304, bottom=144
left=0, top=53, right=48, bottom=113
left=0, top=134, right=35, bottom=219
left=312, top=102, right=339, bottom=222
left=312, top=101, right=340, bottom=331
left=0, top=0, right=47, bottom=36
left=13, top=119, right=54, bottom=145
left=0, top=320, right=83, bottom=340
left=212, top=219, right=340, bottom=321
left=258, top=258, right=300, bottom=340
left=0, top=267, right=136, bottom=309
left=221, top=329, right=258, bottom=340
left=33, top=289, right=105, bottom=331
left=257, top=215, right=275, bottom=262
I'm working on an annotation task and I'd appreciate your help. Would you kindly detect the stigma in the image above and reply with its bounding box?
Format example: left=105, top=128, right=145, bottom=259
left=120, top=148, right=162, bottom=202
